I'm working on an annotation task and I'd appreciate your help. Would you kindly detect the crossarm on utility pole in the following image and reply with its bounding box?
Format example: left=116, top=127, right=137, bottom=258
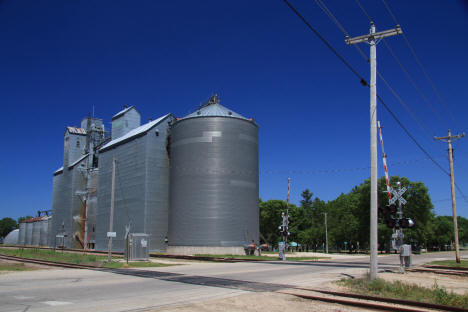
left=345, top=25, right=402, bottom=45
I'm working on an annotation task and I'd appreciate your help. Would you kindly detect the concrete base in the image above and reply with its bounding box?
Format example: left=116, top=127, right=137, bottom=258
left=166, top=246, right=246, bottom=256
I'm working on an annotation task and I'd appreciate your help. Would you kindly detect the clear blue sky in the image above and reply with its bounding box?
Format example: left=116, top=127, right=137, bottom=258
left=1, top=0, right=467, bottom=220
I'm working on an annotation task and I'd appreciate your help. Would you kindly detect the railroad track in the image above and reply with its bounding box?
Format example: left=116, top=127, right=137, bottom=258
left=0, top=253, right=465, bottom=311
left=0, top=254, right=100, bottom=269
left=0, top=245, right=262, bottom=262
left=282, top=287, right=466, bottom=312
left=407, top=266, right=468, bottom=277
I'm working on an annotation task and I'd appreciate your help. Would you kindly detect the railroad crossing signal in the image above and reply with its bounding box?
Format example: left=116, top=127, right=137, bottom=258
left=389, top=186, right=407, bottom=205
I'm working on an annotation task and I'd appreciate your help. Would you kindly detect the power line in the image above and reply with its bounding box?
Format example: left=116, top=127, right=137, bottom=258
left=353, top=0, right=373, bottom=23
left=314, top=0, right=436, bottom=141
left=282, top=0, right=367, bottom=87
left=381, top=39, right=448, bottom=130
left=281, top=0, right=468, bottom=204
left=380, top=0, right=462, bottom=131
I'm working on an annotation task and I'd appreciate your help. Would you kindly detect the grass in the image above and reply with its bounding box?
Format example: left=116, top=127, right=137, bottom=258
left=337, top=277, right=468, bottom=309
left=428, top=259, right=468, bottom=268
left=0, top=248, right=172, bottom=269
left=194, top=254, right=327, bottom=261
left=0, top=262, right=36, bottom=272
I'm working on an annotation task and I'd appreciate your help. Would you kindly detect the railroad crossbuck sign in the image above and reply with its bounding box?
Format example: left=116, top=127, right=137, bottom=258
left=389, top=187, right=406, bottom=206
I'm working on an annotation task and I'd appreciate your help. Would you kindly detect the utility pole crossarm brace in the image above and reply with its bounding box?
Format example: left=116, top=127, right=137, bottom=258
left=434, top=132, right=466, bottom=142
left=345, top=25, right=402, bottom=45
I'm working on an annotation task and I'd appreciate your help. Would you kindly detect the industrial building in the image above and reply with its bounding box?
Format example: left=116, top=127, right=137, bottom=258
left=42, top=95, right=259, bottom=255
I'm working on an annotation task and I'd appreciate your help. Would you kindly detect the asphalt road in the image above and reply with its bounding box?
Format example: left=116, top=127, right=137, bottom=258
left=0, top=251, right=465, bottom=312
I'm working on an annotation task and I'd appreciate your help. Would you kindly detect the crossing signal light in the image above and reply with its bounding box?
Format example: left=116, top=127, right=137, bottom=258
left=379, top=204, right=397, bottom=216
left=386, top=218, right=398, bottom=229
left=278, top=226, right=290, bottom=236
left=400, top=218, right=415, bottom=228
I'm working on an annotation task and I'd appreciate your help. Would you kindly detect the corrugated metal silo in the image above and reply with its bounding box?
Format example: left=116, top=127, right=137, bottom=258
left=25, top=222, right=33, bottom=245
left=4, top=229, right=19, bottom=245
left=168, top=95, right=259, bottom=254
left=47, top=216, right=53, bottom=247
left=39, top=217, right=50, bottom=246
left=32, top=221, right=41, bottom=246
left=18, top=223, right=26, bottom=245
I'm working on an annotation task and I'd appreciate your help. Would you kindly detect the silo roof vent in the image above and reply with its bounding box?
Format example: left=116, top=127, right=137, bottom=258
left=182, top=94, right=248, bottom=120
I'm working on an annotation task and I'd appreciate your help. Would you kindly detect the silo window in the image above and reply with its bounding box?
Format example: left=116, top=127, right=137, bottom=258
left=155, top=129, right=159, bottom=136
left=76, top=140, right=80, bottom=147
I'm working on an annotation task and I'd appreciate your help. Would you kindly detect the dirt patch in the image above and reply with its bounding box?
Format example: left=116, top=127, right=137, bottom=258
left=327, top=269, right=468, bottom=296
left=156, top=292, right=367, bottom=312
left=378, top=271, right=468, bottom=295
left=0, top=259, right=52, bottom=272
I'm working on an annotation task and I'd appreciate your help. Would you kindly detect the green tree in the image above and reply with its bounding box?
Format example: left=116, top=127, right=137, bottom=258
left=0, top=217, right=18, bottom=238
left=259, top=199, right=296, bottom=247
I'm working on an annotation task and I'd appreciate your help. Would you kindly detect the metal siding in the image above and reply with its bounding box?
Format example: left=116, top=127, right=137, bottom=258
left=86, top=169, right=99, bottom=246
left=50, top=169, right=72, bottom=248
left=4, top=229, right=19, bottom=245
left=32, top=221, right=41, bottom=246
left=96, top=137, right=147, bottom=251
left=47, top=216, right=53, bottom=247
left=25, top=222, right=33, bottom=245
left=39, top=219, right=49, bottom=246
left=18, top=223, right=26, bottom=245
left=144, top=121, right=171, bottom=251
left=111, top=108, right=141, bottom=139
left=169, top=117, right=259, bottom=247
left=66, top=134, right=86, bottom=166
left=96, top=116, right=172, bottom=252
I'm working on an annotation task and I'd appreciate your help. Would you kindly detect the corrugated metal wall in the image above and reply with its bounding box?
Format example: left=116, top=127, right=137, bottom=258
left=4, top=229, right=19, bottom=245
left=39, top=218, right=49, bottom=246
left=18, top=223, right=26, bottom=245
left=96, top=116, right=172, bottom=252
left=169, top=117, right=259, bottom=247
left=25, top=222, right=33, bottom=245
left=32, top=222, right=41, bottom=246
left=111, top=108, right=141, bottom=139
left=47, top=217, right=52, bottom=247
left=86, top=170, right=99, bottom=247
left=50, top=170, right=72, bottom=248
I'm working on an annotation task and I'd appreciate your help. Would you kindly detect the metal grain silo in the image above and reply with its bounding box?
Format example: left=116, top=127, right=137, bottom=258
left=168, top=95, right=259, bottom=255
left=40, top=217, right=50, bottom=246
left=4, top=229, right=19, bottom=245
left=32, top=220, right=41, bottom=246
left=18, top=223, right=26, bottom=245
left=25, top=222, right=33, bottom=245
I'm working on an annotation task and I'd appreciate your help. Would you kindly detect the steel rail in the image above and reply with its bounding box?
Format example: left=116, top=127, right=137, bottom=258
left=0, top=254, right=99, bottom=270
left=407, top=267, right=468, bottom=277
left=423, top=264, right=468, bottom=271
left=293, top=287, right=466, bottom=312
left=280, top=290, right=428, bottom=312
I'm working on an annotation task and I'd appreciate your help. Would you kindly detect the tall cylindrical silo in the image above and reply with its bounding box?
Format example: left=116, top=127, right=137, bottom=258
left=32, top=221, right=41, bottom=246
left=25, top=222, right=33, bottom=245
left=47, top=216, right=53, bottom=247
left=40, top=217, right=50, bottom=246
left=168, top=95, right=259, bottom=255
left=18, top=223, right=26, bottom=245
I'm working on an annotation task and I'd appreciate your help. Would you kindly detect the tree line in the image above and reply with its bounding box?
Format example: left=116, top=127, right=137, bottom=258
left=260, top=176, right=468, bottom=252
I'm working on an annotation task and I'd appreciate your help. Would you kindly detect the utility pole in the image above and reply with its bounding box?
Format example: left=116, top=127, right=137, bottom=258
left=435, top=130, right=465, bottom=263
left=322, top=212, right=328, bottom=254
left=279, top=178, right=291, bottom=261
left=346, top=22, right=402, bottom=280
left=107, top=157, right=116, bottom=263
